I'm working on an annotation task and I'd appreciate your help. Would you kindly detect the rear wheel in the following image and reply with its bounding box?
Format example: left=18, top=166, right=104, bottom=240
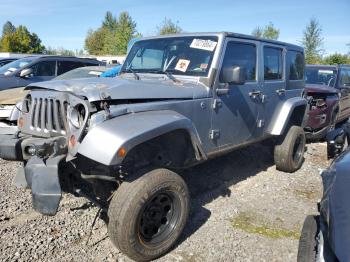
left=108, top=168, right=190, bottom=261
left=274, top=125, right=306, bottom=173
left=297, top=215, right=319, bottom=262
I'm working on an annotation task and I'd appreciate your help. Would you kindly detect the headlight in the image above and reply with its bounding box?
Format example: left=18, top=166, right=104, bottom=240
left=68, top=104, right=86, bottom=129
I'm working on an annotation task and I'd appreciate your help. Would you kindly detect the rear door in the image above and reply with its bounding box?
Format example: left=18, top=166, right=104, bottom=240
left=258, top=44, right=287, bottom=135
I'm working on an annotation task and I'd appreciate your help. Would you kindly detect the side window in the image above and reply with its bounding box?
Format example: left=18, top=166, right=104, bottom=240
left=264, top=47, right=283, bottom=80
left=31, top=61, right=56, bottom=77
left=220, top=41, right=256, bottom=82
left=288, top=51, right=304, bottom=80
left=339, top=69, right=350, bottom=87
left=57, top=61, right=84, bottom=75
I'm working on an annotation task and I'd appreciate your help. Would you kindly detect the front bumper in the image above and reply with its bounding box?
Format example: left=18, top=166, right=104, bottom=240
left=0, top=134, right=66, bottom=215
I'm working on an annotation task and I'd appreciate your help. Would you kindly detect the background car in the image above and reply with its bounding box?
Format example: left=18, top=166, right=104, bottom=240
left=0, top=58, right=18, bottom=67
left=54, top=65, right=111, bottom=80
left=298, top=122, right=350, bottom=262
left=0, top=56, right=105, bottom=91
left=304, top=64, right=350, bottom=140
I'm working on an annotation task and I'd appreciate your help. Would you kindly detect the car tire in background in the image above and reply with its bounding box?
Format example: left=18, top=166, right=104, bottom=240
left=297, top=215, right=319, bottom=262
left=274, top=125, right=306, bottom=173
left=108, top=168, right=190, bottom=261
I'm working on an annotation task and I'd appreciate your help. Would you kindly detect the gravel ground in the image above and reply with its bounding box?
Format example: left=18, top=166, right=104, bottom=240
left=0, top=142, right=329, bottom=262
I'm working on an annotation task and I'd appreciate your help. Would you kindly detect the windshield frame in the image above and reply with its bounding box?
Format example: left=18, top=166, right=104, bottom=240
left=121, top=35, right=220, bottom=78
left=0, top=57, right=37, bottom=75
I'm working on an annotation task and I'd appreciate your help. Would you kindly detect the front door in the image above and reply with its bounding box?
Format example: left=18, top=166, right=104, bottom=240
left=18, top=60, right=57, bottom=86
left=211, top=39, right=261, bottom=149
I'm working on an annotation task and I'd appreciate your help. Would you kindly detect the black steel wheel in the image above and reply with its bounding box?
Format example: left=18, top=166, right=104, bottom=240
left=108, top=168, right=189, bottom=261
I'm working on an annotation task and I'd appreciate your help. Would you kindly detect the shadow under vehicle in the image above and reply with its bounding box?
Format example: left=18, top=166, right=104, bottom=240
left=298, top=122, right=350, bottom=262
left=304, top=65, right=350, bottom=140
left=0, top=32, right=308, bottom=261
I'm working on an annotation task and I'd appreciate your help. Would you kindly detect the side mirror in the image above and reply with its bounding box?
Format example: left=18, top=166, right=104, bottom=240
left=20, top=68, right=33, bottom=78
left=220, top=66, right=246, bottom=85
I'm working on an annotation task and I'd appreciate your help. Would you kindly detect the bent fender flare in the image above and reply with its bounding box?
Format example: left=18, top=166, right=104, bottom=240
left=78, top=110, right=206, bottom=166
left=267, top=97, right=308, bottom=136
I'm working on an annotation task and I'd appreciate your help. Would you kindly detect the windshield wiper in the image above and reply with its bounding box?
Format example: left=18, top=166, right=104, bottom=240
left=164, top=71, right=181, bottom=83
left=122, top=66, right=140, bottom=80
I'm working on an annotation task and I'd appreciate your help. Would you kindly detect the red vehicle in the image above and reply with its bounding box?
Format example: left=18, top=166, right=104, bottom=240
left=304, top=65, right=350, bottom=140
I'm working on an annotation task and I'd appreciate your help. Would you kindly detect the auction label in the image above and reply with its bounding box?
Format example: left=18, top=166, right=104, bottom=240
left=190, top=39, right=217, bottom=51
left=175, top=59, right=191, bottom=72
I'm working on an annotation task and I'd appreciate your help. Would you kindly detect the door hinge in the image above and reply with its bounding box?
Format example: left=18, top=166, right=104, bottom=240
left=209, top=129, right=220, bottom=140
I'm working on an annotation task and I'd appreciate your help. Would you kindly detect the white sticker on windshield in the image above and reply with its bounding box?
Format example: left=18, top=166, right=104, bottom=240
left=190, top=39, right=217, bottom=51
left=175, top=59, right=190, bottom=72
left=319, top=70, right=334, bottom=74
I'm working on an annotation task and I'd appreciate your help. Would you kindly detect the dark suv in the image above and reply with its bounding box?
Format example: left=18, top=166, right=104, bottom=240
left=304, top=65, right=350, bottom=139
left=0, top=56, right=104, bottom=91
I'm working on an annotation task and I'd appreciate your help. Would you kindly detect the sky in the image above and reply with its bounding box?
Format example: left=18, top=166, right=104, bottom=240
left=0, top=0, right=349, bottom=55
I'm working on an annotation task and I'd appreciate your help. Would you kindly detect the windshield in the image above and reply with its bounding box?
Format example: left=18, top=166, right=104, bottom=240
left=121, top=36, right=218, bottom=77
left=0, top=57, right=36, bottom=75
left=305, top=67, right=337, bottom=87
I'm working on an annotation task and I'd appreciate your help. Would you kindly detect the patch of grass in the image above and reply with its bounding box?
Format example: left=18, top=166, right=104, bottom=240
left=231, top=212, right=301, bottom=239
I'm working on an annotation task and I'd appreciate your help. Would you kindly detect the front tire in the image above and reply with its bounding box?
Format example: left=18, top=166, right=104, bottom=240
left=108, top=168, right=190, bottom=261
left=274, top=125, right=306, bottom=173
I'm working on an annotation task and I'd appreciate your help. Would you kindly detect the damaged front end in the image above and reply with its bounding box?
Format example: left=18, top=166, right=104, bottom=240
left=0, top=89, right=116, bottom=215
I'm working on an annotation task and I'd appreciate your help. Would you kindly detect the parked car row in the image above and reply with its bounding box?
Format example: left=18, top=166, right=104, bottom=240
left=0, top=32, right=348, bottom=261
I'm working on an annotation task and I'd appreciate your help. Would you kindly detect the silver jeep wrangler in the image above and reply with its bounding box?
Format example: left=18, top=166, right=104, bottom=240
left=0, top=32, right=307, bottom=261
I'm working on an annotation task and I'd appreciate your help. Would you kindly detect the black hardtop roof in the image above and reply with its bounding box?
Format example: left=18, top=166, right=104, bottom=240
left=139, top=32, right=304, bottom=52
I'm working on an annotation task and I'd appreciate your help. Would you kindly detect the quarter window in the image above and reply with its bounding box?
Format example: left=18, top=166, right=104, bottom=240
left=288, top=51, right=304, bottom=80
left=57, top=61, right=85, bottom=75
left=264, top=47, right=283, bottom=80
left=220, top=42, right=256, bottom=82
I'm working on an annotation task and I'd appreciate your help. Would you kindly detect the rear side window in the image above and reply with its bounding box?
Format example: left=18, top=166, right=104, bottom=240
left=220, top=42, right=256, bottom=82
left=264, top=47, right=283, bottom=80
left=288, top=51, right=304, bottom=80
left=57, top=61, right=85, bottom=75
left=339, top=69, right=350, bottom=87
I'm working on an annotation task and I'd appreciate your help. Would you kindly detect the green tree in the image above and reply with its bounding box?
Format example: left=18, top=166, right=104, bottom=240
left=102, top=11, right=118, bottom=31
left=114, top=12, right=137, bottom=55
left=252, top=22, right=279, bottom=40
left=322, top=53, right=350, bottom=65
left=84, top=28, right=107, bottom=55
left=302, top=18, right=324, bottom=64
left=157, top=18, right=182, bottom=35
left=0, top=25, right=45, bottom=53
left=2, top=21, right=15, bottom=36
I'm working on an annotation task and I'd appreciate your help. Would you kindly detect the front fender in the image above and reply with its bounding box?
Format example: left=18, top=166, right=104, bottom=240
left=267, top=97, right=308, bottom=136
left=78, top=110, right=205, bottom=166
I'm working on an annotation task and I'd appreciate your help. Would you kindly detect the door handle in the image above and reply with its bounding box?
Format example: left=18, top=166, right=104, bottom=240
left=249, top=90, right=262, bottom=99
left=276, top=89, right=286, bottom=95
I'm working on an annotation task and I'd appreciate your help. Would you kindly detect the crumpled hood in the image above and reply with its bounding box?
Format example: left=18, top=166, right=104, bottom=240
left=305, top=84, right=339, bottom=94
left=26, top=77, right=209, bottom=102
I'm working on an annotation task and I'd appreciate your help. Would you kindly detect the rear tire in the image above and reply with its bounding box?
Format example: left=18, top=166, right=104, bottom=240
left=108, top=168, right=190, bottom=261
left=274, top=125, right=306, bottom=173
left=297, top=215, right=319, bottom=262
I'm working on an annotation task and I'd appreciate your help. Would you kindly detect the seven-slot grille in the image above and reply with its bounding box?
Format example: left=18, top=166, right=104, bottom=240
left=29, top=97, right=68, bottom=135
